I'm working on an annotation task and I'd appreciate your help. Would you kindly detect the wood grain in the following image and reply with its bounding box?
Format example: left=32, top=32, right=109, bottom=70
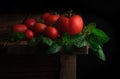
left=60, top=54, right=76, bottom=79
left=0, top=55, right=60, bottom=79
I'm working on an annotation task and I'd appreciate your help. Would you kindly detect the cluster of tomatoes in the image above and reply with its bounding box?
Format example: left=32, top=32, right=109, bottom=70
left=12, top=12, right=84, bottom=40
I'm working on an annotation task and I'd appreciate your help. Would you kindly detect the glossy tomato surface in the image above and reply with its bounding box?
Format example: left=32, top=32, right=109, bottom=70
left=13, top=24, right=27, bottom=33
left=45, top=26, right=59, bottom=39
left=57, top=14, right=84, bottom=36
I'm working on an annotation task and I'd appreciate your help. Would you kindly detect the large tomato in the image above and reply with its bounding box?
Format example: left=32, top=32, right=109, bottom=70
left=13, top=24, right=27, bottom=33
left=45, top=26, right=59, bottom=39
left=57, top=14, right=84, bottom=36
left=33, top=23, right=47, bottom=35
left=45, top=14, right=60, bottom=26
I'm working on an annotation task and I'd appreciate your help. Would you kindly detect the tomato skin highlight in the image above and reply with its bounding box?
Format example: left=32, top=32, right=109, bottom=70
left=13, top=24, right=28, bottom=33
left=24, top=18, right=37, bottom=28
left=25, top=29, right=34, bottom=40
left=57, top=14, right=84, bottom=36
left=33, top=23, right=47, bottom=35
left=45, top=26, right=59, bottom=39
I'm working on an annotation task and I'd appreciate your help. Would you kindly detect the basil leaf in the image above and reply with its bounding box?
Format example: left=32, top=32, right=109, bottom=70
left=61, top=33, right=71, bottom=45
left=47, top=43, right=61, bottom=54
left=82, top=23, right=96, bottom=35
left=60, top=33, right=74, bottom=54
left=11, top=32, right=26, bottom=41
left=39, top=36, right=53, bottom=46
left=92, top=28, right=110, bottom=43
left=91, top=45, right=106, bottom=61
left=61, top=33, right=73, bottom=46
left=72, top=34, right=88, bottom=47
left=86, top=34, right=103, bottom=47
left=28, top=38, right=36, bottom=47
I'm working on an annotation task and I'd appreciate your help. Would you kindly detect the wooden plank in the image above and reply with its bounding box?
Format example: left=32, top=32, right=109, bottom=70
left=0, top=41, right=88, bottom=55
left=0, top=45, right=88, bottom=55
left=60, top=54, right=76, bottom=79
left=0, top=55, right=60, bottom=79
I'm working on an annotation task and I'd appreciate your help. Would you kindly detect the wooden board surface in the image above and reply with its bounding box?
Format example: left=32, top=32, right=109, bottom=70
left=0, top=55, right=60, bottom=79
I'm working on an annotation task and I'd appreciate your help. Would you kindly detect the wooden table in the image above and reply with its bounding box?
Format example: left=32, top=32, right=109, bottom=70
left=0, top=14, right=88, bottom=79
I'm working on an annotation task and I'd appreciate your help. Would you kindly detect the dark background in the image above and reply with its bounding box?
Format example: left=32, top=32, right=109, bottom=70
left=0, top=0, right=119, bottom=79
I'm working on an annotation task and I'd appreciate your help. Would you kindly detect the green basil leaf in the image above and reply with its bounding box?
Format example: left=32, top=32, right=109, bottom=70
left=11, top=32, right=26, bottom=41
left=91, top=45, right=106, bottom=61
left=28, top=38, right=36, bottom=47
left=39, top=36, right=53, bottom=46
left=72, top=34, right=83, bottom=42
left=47, top=43, right=61, bottom=54
left=72, top=34, right=88, bottom=47
left=92, top=28, right=110, bottom=43
left=61, top=33, right=72, bottom=46
left=80, top=40, right=89, bottom=47
left=82, top=23, right=96, bottom=35
left=86, top=34, right=103, bottom=47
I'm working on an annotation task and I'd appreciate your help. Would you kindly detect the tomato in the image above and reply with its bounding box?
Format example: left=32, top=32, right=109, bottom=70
left=25, top=29, right=34, bottom=40
left=45, top=14, right=60, bottom=26
left=24, top=18, right=37, bottom=28
left=57, top=14, right=84, bottom=36
left=45, top=26, right=59, bottom=39
left=33, top=23, right=47, bottom=35
left=57, top=16, right=69, bottom=35
left=41, top=12, right=51, bottom=21
left=13, top=24, right=27, bottom=33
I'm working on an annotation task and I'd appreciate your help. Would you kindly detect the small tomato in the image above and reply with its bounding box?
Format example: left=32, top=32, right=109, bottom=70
left=45, top=14, right=60, bottom=26
left=13, top=24, right=27, bottom=33
left=24, top=18, right=37, bottom=28
left=45, top=26, right=59, bottom=39
left=33, top=23, right=47, bottom=35
left=25, top=29, right=34, bottom=40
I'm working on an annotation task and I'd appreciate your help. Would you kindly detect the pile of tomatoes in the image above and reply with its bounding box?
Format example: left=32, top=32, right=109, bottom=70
left=12, top=12, right=84, bottom=40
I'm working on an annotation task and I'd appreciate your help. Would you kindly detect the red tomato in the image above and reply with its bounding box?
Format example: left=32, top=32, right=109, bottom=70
left=57, top=14, right=84, bottom=36
left=41, top=12, right=51, bottom=21
left=45, top=26, right=59, bottom=39
left=45, top=14, right=60, bottom=26
left=13, top=24, right=27, bottom=33
left=57, top=16, right=69, bottom=35
left=24, top=18, right=37, bottom=28
left=69, top=15, right=84, bottom=35
left=25, top=29, right=34, bottom=40
left=33, top=23, right=47, bottom=35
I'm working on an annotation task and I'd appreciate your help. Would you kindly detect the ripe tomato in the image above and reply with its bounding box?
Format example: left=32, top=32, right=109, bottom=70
left=33, top=23, right=47, bottom=35
left=45, top=26, right=59, bottom=39
left=25, top=29, right=34, bottom=40
left=45, top=14, right=60, bottom=26
left=57, top=14, right=84, bottom=36
left=41, top=12, right=51, bottom=21
left=57, top=16, right=69, bottom=35
left=13, top=24, right=27, bottom=33
left=24, top=18, right=37, bottom=28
